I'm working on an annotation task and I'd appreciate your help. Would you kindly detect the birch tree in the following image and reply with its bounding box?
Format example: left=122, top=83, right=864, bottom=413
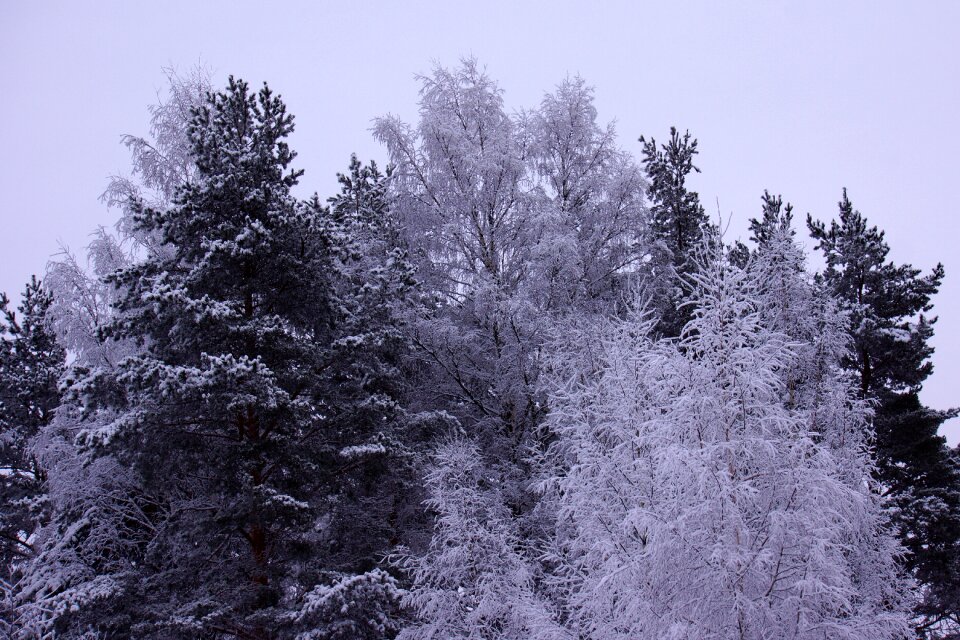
left=540, top=241, right=912, bottom=639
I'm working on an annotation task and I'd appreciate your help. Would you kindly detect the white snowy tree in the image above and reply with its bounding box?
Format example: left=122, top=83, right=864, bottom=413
left=539, top=241, right=912, bottom=639
left=375, top=64, right=653, bottom=639
left=747, top=205, right=865, bottom=474
left=523, top=76, right=647, bottom=314
left=398, top=438, right=567, bottom=640
left=375, top=59, right=531, bottom=298
left=102, top=64, right=212, bottom=253
left=373, top=61, right=650, bottom=466
left=374, top=59, right=542, bottom=457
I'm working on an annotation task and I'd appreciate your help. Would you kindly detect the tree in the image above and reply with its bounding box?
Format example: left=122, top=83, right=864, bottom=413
left=108, top=79, right=327, bottom=636
left=539, top=241, right=912, bottom=639
left=747, top=193, right=836, bottom=410
left=807, top=190, right=943, bottom=398
left=316, top=153, right=434, bottom=607
left=10, top=224, right=158, bottom=640
left=749, top=191, right=794, bottom=247
left=397, top=438, right=566, bottom=640
left=524, top=76, right=648, bottom=315
left=0, top=278, right=65, bottom=605
left=374, top=59, right=542, bottom=458
left=375, top=65, right=652, bottom=637
left=747, top=200, right=866, bottom=481
left=3, top=70, right=198, bottom=630
left=639, top=127, right=713, bottom=337
left=18, top=78, right=421, bottom=639
left=374, top=62, right=650, bottom=468
left=808, top=190, right=960, bottom=634
left=103, top=64, right=213, bottom=254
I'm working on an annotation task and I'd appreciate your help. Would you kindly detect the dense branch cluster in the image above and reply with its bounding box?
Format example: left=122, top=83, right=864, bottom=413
left=1, top=61, right=955, bottom=639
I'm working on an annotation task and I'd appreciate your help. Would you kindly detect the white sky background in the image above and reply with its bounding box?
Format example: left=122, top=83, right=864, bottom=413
left=2, top=1, right=958, bottom=440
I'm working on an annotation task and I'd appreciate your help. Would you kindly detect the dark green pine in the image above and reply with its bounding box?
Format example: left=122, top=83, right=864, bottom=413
left=83, top=79, right=415, bottom=639
left=0, top=277, right=65, bottom=585
left=639, top=126, right=713, bottom=337
left=808, top=190, right=960, bottom=630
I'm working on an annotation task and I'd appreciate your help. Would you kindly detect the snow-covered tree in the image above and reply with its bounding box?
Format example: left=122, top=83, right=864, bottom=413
left=540, top=241, right=912, bottom=639
left=374, top=59, right=542, bottom=461
left=0, top=277, right=65, bottom=627
left=8, top=438, right=152, bottom=637
left=744, top=199, right=885, bottom=515
left=375, top=61, right=651, bottom=472
left=398, top=438, right=567, bottom=640
left=103, top=64, right=212, bottom=254
left=809, top=190, right=960, bottom=632
left=524, top=76, right=647, bottom=314
left=5, top=57, right=939, bottom=640
left=7, top=238, right=150, bottom=638
left=375, top=64, right=652, bottom=638
left=5, top=72, right=213, bottom=635
left=14, top=77, right=424, bottom=639
left=807, top=190, right=943, bottom=398
left=639, top=127, right=714, bottom=337
left=748, top=196, right=849, bottom=428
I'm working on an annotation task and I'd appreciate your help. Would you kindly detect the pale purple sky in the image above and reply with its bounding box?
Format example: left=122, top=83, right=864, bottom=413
left=3, top=1, right=958, bottom=439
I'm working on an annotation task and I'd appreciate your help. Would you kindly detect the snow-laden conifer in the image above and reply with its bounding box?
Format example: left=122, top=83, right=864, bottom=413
left=0, top=278, right=65, bottom=633
left=15, top=77, right=422, bottom=639
left=638, top=127, right=714, bottom=337
left=809, top=191, right=960, bottom=628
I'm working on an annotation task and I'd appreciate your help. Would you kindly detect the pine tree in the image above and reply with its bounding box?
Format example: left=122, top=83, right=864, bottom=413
left=747, top=201, right=867, bottom=482
left=807, top=190, right=943, bottom=398
left=0, top=278, right=65, bottom=597
left=24, top=78, right=418, bottom=639
left=639, top=127, right=713, bottom=337
left=9, top=248, right=148, bottom=637
left=749, top=191, right=794, bottom=247
left=808, top=190, right=960, bottom=632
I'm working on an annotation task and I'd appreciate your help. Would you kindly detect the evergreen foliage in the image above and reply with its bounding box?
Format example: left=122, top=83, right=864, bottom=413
left=0, top=278, right=65, bottom=595
left=14, top=78, right=423, bottom=639
left=2, top=63, right=950, bottom=640
left=809, top=191, right=960, bottom=633
left=639, top=127, right=713, bottom=336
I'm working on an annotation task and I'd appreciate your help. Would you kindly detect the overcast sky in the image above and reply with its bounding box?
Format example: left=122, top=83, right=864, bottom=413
left=3, top=1, right=958, bottom=439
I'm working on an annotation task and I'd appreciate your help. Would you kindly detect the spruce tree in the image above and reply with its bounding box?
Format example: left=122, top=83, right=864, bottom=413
left=639, top=126, right=713, bottom=336
left=808, top=189, right=960, bottom=632
left=0, top=277, right=65, bottom=586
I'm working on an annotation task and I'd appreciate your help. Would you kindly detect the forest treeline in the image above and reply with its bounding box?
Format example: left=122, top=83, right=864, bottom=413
left=1, top=62, right=958, bottom=639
